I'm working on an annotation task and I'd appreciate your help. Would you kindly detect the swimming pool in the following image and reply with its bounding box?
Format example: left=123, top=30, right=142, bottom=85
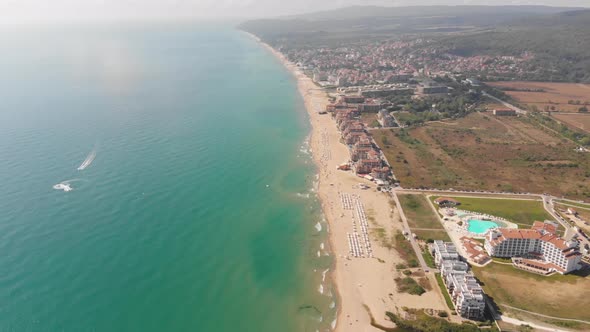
left=467, top=219, right=499, bottom=234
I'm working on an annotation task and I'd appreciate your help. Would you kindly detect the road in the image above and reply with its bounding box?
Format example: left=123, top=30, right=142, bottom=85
left=390, top=189, right=428, bottom=271
left=542, top=196, right=570, bottom=230
left=547, top=196, right=590, bottom=251
left=482, top=91, right=527, bottom=115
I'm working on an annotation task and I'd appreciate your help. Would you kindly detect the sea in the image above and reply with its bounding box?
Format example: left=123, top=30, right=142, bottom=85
left=0, top=23, right=337, bottom=332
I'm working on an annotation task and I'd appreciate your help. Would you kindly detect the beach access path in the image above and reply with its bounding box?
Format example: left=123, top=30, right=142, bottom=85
left=390, top=190, right=429, bottom=271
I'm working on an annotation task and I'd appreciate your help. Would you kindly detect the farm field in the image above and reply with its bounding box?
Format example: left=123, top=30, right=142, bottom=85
left=373, top=112, right=590, bottom=199
left=487, top=81, right=590, bottom=112
left=472, top=262, right=590, bottom=327
left=431, top=196, right=551, bottom=227
left=552, top=113, right=590, bottom=134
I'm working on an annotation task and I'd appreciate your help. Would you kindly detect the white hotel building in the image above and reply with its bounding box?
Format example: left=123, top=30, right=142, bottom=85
left=485, top=222, right=581, bottom=274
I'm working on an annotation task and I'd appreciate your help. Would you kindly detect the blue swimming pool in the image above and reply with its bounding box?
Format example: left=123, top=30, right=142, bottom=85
left=467, top=219, right=499, bottom=234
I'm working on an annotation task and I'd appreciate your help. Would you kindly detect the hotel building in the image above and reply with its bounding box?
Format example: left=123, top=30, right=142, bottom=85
left=485, top=222, right=582, bottom=274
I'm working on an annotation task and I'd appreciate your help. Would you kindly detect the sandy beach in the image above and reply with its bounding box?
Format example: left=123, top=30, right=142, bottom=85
left=249, top=34, right=449, bottom=331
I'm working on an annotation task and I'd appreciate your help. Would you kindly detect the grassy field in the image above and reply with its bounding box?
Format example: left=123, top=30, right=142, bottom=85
left=422, top=249, right=436, bottom=269
left=373, top=112, right=590, bottom=199
left=398, top=194, right=443, bottom=229
left=554, top=200, right=590, bottom=209
left=431, top=196, right=551, bottom=226
left=393, top=231, right=419, bottom=268
left=413, top=229, right=451, bottom=242
left=553, top=113, right=590, bottom=134
left=435, top=273, right=455, bottom=310
left=472, top=262, right=590, bottom=322
left=487, top=81, right=590, bottom=113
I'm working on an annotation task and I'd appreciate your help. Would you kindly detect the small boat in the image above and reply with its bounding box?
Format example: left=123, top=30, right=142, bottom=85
left=53, top=183, right=73, bottom=192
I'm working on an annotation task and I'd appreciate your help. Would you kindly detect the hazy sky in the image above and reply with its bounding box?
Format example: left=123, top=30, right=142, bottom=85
left=1, top=0, right=588, bottom=23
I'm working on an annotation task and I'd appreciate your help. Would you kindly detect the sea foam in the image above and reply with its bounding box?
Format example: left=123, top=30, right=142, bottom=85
left=314, top=222, right=322, bottom=232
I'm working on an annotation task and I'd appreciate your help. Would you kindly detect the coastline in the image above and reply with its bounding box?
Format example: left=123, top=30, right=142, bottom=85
left=246, top=32, right=450, bottom=331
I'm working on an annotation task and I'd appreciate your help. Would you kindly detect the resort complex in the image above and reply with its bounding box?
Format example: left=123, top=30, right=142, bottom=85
left=485, top=221, right=582, bottom=274
left=330, top=95, right=391, bottom=182
left=432, top=241, right=486, bottom=320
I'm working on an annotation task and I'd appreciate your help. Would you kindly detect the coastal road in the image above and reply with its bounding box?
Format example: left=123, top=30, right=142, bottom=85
left=390, top=190, right=429, bottom=271
left=482, top=91, right=527, bottom=115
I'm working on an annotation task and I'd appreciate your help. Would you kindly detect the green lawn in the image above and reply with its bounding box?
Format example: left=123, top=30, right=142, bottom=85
left=435, top=273, right=455, bottom=310
left=431, top=196, right=552, bottom=226
left=422, top=249, right=436, bottom=269
left=399, top=194, right=443, bottom=229
left=413, top=229, right=451, bottom=242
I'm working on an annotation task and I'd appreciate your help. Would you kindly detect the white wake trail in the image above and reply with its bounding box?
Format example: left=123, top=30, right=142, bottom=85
left=77, top=148, right=97, bottom=171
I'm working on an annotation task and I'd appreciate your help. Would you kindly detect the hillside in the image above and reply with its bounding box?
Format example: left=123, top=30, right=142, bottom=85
left=239, top=5, right=580, bottom=46
left=427, top=10, right=590, bottom=82
left=239, top=6, right=590, bottom=82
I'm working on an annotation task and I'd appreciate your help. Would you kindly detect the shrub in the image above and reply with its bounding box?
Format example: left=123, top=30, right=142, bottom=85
left=396, top=277, right=426, bottom=295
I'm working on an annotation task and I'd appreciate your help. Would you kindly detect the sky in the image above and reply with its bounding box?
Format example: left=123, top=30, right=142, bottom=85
left=1, top=0, right=588, bottom=23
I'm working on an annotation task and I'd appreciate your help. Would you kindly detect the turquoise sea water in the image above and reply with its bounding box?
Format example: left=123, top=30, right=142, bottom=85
left=0, top=24, right=335, bottom=331
left=467, top=220, right=499, bottom=234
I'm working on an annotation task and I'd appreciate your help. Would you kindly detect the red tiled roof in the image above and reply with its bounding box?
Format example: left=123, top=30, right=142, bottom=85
left=532, top=221, right=557, bottom=234
left=493, top=228, right=575, bottom=252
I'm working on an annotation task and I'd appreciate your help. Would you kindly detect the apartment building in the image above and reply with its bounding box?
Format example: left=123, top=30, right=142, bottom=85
left=432, top=240, right=486, bottom=320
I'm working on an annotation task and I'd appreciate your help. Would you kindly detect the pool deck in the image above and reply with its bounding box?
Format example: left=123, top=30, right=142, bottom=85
left=442, top=208, right=517, bottom=239
left=423, top=198, right=517, bottom=266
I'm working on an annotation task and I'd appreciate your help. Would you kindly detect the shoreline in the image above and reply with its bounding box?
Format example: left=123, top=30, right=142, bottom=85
left=247, top=33, right=345, bottom=330
left=246, top=32, right=450, bottom=331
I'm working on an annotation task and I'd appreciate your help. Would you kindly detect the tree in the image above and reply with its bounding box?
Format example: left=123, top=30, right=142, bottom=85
left=579, top=106, right=589, bottom=113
